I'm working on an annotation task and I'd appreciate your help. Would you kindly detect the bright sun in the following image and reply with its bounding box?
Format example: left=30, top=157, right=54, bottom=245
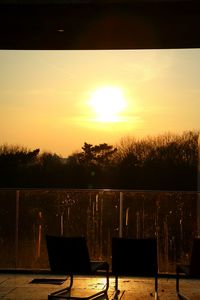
left=89, top=86, right=127, bottom=122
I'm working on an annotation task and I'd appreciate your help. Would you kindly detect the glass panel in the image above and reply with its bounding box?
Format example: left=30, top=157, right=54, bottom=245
left=0, top=189, right=198, bottom=273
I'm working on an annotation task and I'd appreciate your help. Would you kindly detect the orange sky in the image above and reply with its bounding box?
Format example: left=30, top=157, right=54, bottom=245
left=0, top=49, right=199, bottom=156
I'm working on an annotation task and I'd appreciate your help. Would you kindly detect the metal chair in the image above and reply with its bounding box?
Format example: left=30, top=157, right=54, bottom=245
left=112, top=237, right=158, bottom=300
left=176, top=238, right=200, bottom=299
left=46, top=235, right=109, bottom=300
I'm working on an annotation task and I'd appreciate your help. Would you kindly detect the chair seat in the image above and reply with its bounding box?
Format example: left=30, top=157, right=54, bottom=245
left=177, top=263, right=200, bottom=279
left=176, top=264, right=190, bottom=276
left=90, top=261, right=109, bottom=273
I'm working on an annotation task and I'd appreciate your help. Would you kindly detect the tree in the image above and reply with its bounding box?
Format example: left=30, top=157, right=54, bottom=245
left=115, top=130, right=199, bottom=190
left=65, top=143, right=117, bottom=188
left=0, top=145, right=40, bottom=187
left=81, top=142, right=117, bottom=165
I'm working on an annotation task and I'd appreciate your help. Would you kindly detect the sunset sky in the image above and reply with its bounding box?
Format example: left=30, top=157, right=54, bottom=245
left=0, top=49, right=199, bottom=157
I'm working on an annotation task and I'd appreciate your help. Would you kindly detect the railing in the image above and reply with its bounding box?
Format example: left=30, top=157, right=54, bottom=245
left=0, top=189, right=199, bottom=273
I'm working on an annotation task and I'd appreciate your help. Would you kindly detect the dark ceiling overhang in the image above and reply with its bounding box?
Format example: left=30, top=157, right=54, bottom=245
left=0, top=0, right=200, bottom=50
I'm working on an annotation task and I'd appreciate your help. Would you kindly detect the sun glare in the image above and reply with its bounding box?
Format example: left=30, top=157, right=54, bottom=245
left=89, top=86, right=127, bottom=122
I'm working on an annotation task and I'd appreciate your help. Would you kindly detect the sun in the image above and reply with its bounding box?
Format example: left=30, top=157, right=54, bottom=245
left=88, top=86, right=127, bottom=122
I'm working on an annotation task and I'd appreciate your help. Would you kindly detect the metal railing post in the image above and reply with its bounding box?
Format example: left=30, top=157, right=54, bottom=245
left=119, top=192, right=123, bottom=238
left=15, top=190, right=19, bottom=268
left=197, top=134, right=200, bottom=236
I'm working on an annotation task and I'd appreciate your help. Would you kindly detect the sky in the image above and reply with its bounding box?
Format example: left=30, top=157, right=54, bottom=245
left=0, top=49, right=200, bottom=157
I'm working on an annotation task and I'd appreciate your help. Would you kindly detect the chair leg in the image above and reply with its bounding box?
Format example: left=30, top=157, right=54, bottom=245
left=115, top=275, right=118, bottom=292
left=176, top=271, right=180, bottom=294
left=176, top=272, right=191, bottom=300
left=113, top=275, right=120, bottom=299
left=155, top=275, right=158, bottom=300
left=105, top=267, right=109, bottom=291
left=48, top=275, right=73, bottom=299
left=48, top=272, right=109, bottom=300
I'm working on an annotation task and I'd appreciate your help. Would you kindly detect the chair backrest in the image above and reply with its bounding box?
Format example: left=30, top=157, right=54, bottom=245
left=112, top=237, right=158, bottom=277
left=190, top=238, right=200, bottom=276
left=46, top=235, right=91, bottom=274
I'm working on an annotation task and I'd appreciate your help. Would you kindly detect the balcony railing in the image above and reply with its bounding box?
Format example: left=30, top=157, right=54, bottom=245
left=0, top=189, right=199, bottom=273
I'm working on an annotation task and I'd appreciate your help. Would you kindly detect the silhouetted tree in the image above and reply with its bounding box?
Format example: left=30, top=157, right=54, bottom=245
left=0, top=130, right=198, bottom=190
left=115, top=130, right=199, bottom=190
left=65, top=143, right=117, bottom=188
left=0, top=145, right=40, bottom=187
left=38, top=152, right=64, bottom=187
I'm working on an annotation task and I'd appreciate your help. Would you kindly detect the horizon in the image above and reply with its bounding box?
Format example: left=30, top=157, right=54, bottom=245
left=0, top=49, right=199, bottom=156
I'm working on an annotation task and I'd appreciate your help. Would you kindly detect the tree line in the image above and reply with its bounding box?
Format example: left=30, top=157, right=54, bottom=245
left=0, top=130, right=199, bottom=190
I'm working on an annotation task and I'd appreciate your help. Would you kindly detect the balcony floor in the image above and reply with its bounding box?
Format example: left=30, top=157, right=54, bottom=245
left=0, top=273, right=200, bottom=299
